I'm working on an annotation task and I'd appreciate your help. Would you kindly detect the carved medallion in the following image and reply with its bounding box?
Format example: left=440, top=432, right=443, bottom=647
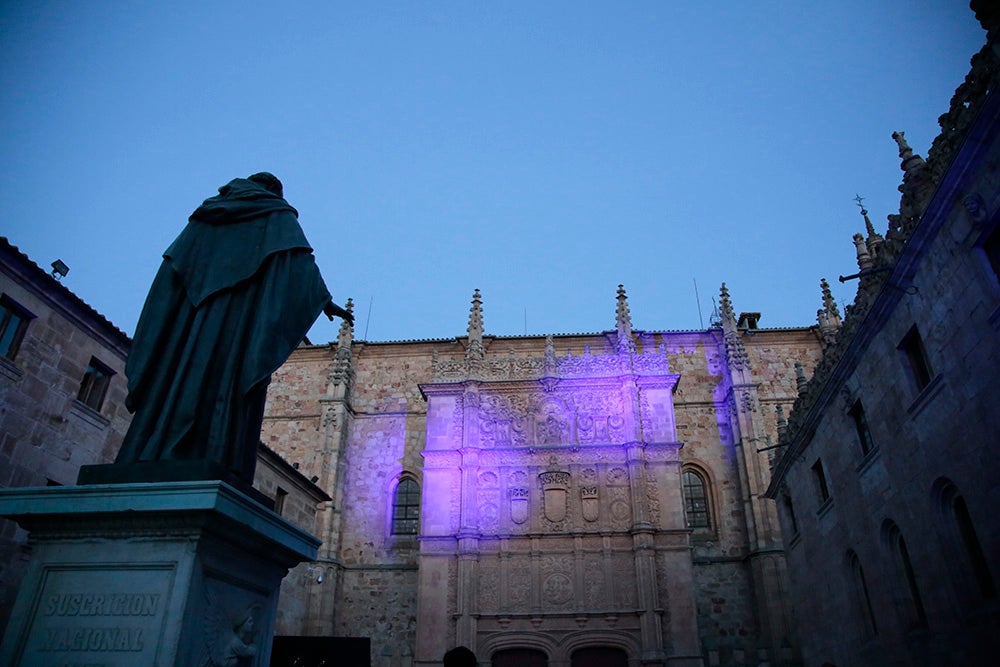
left=543, top=572, right=573, bottom=605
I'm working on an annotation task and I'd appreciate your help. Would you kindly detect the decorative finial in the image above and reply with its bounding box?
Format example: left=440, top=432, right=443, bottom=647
left=544, top=334, right=557, bottom=374
left=817, top=280, right=841, bottom=349
left=337, top=298, right=355, bottom=349
left=892, top=131, right=912, bottom=160
left=719, top=283, right=736, bottom=326
left=719, top=283, right=748, bottom=370
left=775, top=404, right=787, bottom=440
left=794, top=361, right=807, bottom=396
left=466, top=288, right=484, bottom=360
left=820, top=279, right=841, bottom=322
left=853, top=233, right=874, bottom=272
left=614, top=284, right=635, bottom=355
left=890, top=130, right=933, bottom=237
left=853, top=194, right=867, bottom=216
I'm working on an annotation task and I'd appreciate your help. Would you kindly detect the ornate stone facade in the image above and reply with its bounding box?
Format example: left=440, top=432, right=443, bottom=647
left=263, top=285, right=823, bottom=666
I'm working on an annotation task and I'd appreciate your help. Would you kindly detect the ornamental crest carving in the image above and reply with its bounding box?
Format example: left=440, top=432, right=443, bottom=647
left=580, top=485, right=600, bottom=522
left=509, top=487, right=529, bottom=524
left=539, top=471, right=570, bottom=522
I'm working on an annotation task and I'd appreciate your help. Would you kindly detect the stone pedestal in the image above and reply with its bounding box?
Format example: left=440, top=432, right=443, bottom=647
left=0, top=481, right=320, bottom=667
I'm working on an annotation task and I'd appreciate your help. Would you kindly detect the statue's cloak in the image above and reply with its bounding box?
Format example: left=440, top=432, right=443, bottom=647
left=114, top=179, right=331, bottom=480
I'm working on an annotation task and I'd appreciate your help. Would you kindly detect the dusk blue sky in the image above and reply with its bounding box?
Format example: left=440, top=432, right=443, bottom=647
left=1, top=2, right=986, bottom=343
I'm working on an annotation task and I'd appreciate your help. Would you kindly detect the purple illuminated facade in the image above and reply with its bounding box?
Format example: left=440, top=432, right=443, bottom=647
left=263, top=285, right=823, bottom=666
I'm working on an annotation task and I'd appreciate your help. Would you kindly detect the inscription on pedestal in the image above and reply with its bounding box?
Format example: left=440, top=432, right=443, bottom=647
left=18, top=565, right=173, bottom=667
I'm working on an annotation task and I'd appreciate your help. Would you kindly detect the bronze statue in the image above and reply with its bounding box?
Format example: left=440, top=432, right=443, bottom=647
left=110, top=172, right=351, bottom=485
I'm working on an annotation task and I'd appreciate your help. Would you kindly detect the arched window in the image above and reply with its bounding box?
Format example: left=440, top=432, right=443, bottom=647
left=847, top=550, right=878, bottom=639
left=392, top=477, right=420, bottom=535
left=682, top=468, right=711, bottom=529
left=953, top=495, right=996, bottom=599
left=936, top=480, right=996, bottom=601
left=884, top=521, right=927, bottom=629
left=781, top=491, right=798, bottom=536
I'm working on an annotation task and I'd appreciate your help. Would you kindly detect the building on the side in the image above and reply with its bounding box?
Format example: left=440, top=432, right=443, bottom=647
left=263, top=284, right=825, bottom=666
left=0, top=236, right=326, bottom=641
left=0, top=237, right=132, bottom=639
left=765, top=15, right=1000, bottom=667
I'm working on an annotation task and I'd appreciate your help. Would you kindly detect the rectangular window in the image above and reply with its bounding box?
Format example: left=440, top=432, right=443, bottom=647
left=0, top=294, right=33, bottom=361
left=274, top=487, right=288, bottom=515
left=811, top=458, right=831, bottom=504
left=77, top=357, right=114, bottom=411
left=850, top=399, right=875, bottom=456
left=898, top=325, right=933, bottom=392
left=983, top=223, right=1000, bottom=283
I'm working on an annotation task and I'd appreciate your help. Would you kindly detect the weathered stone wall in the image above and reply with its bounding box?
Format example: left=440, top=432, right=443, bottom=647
left=263, top=346, right=331, bottom=480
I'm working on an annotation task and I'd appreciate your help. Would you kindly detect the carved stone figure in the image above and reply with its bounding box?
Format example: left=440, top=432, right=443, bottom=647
left=109, top=173, right=352, bottom=486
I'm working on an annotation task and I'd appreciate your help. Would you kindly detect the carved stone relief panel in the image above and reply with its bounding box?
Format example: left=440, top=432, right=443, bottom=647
left=584, top=556, right=606, bottom=608
left=478, top=556, right=499, bottom=614
left=614, top=553, right=638, bottom=609
left=540, top=555, right=574, bottom=609
left=478, top=471, right=501, bottom=533
left=507, top=555, right=531, bottom=611
left=472, top=384, right=632, bottom=448
left=645, top=474, right=661, bottom=527
left=608, top=488, right=632, bottom=530
left=535, top=400, right=571, bottom=445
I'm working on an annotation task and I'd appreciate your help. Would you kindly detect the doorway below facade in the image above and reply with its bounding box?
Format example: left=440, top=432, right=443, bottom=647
left=491, top=648, right=548, bottom=667
left=571, top=646, right=629, bottom=667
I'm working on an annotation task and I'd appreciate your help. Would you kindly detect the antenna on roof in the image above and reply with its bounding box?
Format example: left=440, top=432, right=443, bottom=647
left=693, top=278, right=704, bottom=329
left=524, top=307, right=527, bottom=336
left=363, top=296, right=373, bottom=340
